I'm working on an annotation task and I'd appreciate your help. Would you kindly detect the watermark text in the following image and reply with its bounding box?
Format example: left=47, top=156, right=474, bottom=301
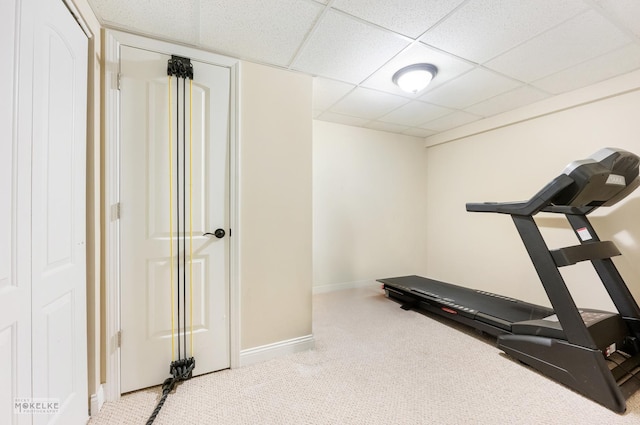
left=14, top=398, right=60, bottom=415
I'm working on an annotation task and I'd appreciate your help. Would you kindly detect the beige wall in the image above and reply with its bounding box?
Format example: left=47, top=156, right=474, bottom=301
left=69, top=0, right=102, bottom=405
left=425, top=85, right=640, bottom=311
left=239, top=62, right=313, bottom=349
left=312, top=121, right=430, bottom=287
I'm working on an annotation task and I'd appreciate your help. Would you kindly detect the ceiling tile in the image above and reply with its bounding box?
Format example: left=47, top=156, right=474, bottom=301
left=364, top=121, right=411, bottom=134
left=596, top=0, right=640, bottom=38
left=419, top=68, right=521, bottom=109
left=421, top=111, right=482, bottom=132
left=420, top=0, right=588, bottom=64
left=291, top=10, right=410, bottom=83
left=465, top=86, right=550, bottom=117
left=402, top=127, right=436, bottom=138
left=313, top=78, right=356, bottom=111
left=316, top=112, right=371, bottom=127
left=330, top=87, right=409, bottom=119
left=199, top=0, right=324, bottom=66
left=532, top=43, right=640, bottom=94
left=332, top=0, right=465, bottom=38
left=360, top=43, right=474, bottom=97
left=89, top=0, right=199, bottom=44
left=90, top=0, right=640, bottom=138
left=378, top=101, right=452, bottom=127
left=484, top=10, right=632, bottom=82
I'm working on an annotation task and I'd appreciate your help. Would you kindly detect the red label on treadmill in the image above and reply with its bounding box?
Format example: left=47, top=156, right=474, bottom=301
left=441, top=307, right=457, bottom=314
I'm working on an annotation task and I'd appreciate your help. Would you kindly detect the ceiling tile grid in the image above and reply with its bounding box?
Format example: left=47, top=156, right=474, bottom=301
left=290, top=9, right=411, bottom=84
left=329, top=87, right=410, bottom=119
left=401, top=127, right=437, bottom=138
left=313, top=78, right=356, bottom=112
left=483, top=9, right=633, bottom=82
left=316, top=111, right=371, bottom=127
left=90, top=0, right=200, bottom=45
left=364, top=121, right=412, bottom=134
left=199, top=0, right=325, bottom=67
left=418, top=67, right=523, bottom=109
left=421, top=110, right=483, bottom=132
left=595, top=0, right=640, bottom=39
left=88, top=0, right=640, bottom=137
left=419, top=0, right=590, bottom=64
left=331, top=0, right=467, bottom=38
left=531, top=43, right=640, bottom=95
left=377, top=101, right=452, bottom=127
left=464, top=85, right=551, bottom=117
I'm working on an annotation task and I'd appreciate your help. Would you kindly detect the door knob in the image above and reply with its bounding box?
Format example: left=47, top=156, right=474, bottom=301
left=203, top=228, right=226, bottom=239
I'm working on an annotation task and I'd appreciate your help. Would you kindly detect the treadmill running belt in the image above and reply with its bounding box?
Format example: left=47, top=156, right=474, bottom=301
left=379, top=275, right=553, bottom=331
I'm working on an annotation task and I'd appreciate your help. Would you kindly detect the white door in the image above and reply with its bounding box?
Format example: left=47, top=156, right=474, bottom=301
left=1, top=1, right=32, bottom=423
left=120, top=46, right=231, bottom=393
left=30, top=0, right=88, bottom=424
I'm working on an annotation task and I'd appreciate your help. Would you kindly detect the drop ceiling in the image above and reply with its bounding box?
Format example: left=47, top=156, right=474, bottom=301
left=88, top=0, right=640, bottom=138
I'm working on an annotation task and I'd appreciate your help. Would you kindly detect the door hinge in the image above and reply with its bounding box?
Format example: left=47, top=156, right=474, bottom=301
left=117, top=72, right=122, bottom=90
left=111, top=202, right=120, bottom=221
left=117, top=330, right=122, bottom=348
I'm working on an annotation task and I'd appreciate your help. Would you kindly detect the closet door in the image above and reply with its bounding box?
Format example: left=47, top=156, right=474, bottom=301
left=1, top=1, right=32, bottom=424
left=30, top=0, right=89, bottom=423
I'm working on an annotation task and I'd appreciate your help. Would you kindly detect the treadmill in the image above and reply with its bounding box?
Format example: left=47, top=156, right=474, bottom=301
left=379, top=147, right=640, bottom=413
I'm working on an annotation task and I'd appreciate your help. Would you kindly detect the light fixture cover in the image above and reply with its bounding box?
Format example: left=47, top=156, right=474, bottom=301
left=392, top=63, right=438, bottom=94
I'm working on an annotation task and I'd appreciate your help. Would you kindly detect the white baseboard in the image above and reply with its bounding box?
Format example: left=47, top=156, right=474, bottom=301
left=240, top=334, right=315, bottom=367
left=312, top=279, right=380, bottom=294
left=90, top=384, right=106, bottom=417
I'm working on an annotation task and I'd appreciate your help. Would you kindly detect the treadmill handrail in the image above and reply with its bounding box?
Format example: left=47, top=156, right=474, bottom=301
left=466, top=174, right=575, bottom=216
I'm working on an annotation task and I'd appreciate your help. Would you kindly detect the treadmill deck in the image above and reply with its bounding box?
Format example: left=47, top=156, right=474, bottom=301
left=379, top=275, right=553, bottom=334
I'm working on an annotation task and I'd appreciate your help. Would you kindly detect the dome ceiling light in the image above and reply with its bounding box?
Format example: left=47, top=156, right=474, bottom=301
left=392, top=63, right=438, bottom=94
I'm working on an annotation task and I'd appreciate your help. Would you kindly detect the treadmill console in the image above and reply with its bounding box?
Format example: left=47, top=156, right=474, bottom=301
left=466, top=147, right=640, bottom=216
left=553, top=147, right=640, bottom=208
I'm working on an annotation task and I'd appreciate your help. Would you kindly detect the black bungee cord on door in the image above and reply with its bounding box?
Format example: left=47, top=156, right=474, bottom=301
left=146, top=55, right=196, bottom=425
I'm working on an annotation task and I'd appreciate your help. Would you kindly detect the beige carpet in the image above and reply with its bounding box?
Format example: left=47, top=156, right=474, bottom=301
left=90, top=284, right=640, bottom=424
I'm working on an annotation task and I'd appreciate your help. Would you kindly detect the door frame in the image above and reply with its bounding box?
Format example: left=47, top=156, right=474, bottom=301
left=104, top=29, right=240, bottom=400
